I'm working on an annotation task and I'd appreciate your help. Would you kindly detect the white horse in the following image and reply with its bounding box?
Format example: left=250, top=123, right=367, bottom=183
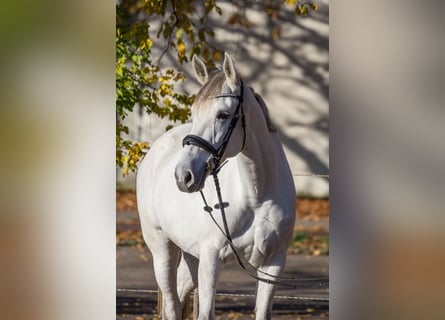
left=137, top=53, right=296, bottom=320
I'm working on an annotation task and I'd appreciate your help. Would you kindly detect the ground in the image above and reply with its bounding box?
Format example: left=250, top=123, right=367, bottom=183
left=117, top=191, right=329, bottom=319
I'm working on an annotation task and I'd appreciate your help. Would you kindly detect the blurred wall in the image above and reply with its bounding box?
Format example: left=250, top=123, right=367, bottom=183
left=118, top=0, right=329, bottom=197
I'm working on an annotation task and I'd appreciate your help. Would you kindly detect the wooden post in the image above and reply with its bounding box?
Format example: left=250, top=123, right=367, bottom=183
left=182, top=293, right=193, bottom=319
left=192, top=289, right=199, bottom=319
left=157, top=287, right=199, bottom=319
left=157, top=288, right=163, bottom=319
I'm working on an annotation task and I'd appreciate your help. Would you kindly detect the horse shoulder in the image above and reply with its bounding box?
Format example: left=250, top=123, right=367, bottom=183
left=252, top=196, right=295, bottom=258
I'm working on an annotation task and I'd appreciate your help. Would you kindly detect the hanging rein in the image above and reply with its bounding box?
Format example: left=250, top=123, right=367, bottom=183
left=182, top=80, right=328, bottom=288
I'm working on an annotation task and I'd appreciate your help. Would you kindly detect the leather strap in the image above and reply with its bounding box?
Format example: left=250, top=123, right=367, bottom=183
left=182, top=134, right=218, bottom=156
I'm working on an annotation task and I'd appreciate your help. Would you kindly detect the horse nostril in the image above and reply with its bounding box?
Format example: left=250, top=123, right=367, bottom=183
left=184, top=170, right=193, bottom=186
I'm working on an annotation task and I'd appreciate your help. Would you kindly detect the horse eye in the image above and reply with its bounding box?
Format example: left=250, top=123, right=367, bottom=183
left=217, top=111, right=231, bottom=120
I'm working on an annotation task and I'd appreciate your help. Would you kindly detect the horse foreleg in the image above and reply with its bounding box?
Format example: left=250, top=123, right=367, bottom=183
left=177, top=251, right=198, bottom=312
left=197, top=248, right=222, bottom=320
left=254, top=253, right=287, bottom=320
left=149, top=238, right=181, bottom=320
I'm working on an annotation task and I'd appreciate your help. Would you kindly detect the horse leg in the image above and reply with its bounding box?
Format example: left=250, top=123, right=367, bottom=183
left=177, top=251, right=198, bottom=311
left=254, top=252, right=287, bottom=320
left=197, top=248, right=222, bottom=320
left=149, top=237, right=181, bottom=320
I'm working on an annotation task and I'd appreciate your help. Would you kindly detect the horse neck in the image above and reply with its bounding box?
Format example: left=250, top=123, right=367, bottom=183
left=236, top=94, right=281, bottom=201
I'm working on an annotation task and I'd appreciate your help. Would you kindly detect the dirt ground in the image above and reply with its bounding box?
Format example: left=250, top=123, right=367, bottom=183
left=117, top=245, right=329, bottom=320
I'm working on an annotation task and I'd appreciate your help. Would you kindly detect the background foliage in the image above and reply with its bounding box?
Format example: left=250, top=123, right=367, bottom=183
left=116, top=0, right=318, bottom=175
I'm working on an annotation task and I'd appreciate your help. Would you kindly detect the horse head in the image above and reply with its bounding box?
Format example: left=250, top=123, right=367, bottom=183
left=175, top=53, right=246, bottom=193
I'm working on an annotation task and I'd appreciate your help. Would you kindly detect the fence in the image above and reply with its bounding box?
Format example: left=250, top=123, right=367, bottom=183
left=117, top=288, right=329, bottom=319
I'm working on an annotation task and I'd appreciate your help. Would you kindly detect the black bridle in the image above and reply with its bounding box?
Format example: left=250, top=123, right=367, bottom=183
left=182, top=79, right=246, bottom=172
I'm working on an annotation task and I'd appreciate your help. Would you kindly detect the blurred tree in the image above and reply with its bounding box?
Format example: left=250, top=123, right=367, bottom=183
left=116, top=0, right=318, bottom=175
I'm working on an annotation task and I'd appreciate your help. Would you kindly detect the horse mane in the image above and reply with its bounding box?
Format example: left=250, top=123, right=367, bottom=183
left=193, top=70, right=277, bottom=133
left=250, top=87, right=277, bottom=133
left=193, top=69, right=225, bottom=109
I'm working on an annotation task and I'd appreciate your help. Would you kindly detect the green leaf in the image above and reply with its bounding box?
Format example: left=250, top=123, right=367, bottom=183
left=175, top=28, right=183, bottom=39
left=300, top=4, right=309, bottom=16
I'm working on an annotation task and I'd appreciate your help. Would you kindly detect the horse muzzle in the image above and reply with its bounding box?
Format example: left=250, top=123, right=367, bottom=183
left=174, top=163, right=207, bottom=193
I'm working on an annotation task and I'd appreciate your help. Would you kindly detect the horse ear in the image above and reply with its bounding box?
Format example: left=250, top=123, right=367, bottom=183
left=223, top=52, right=238, bottom=90
left=192, top=55, right=208, bottom=84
